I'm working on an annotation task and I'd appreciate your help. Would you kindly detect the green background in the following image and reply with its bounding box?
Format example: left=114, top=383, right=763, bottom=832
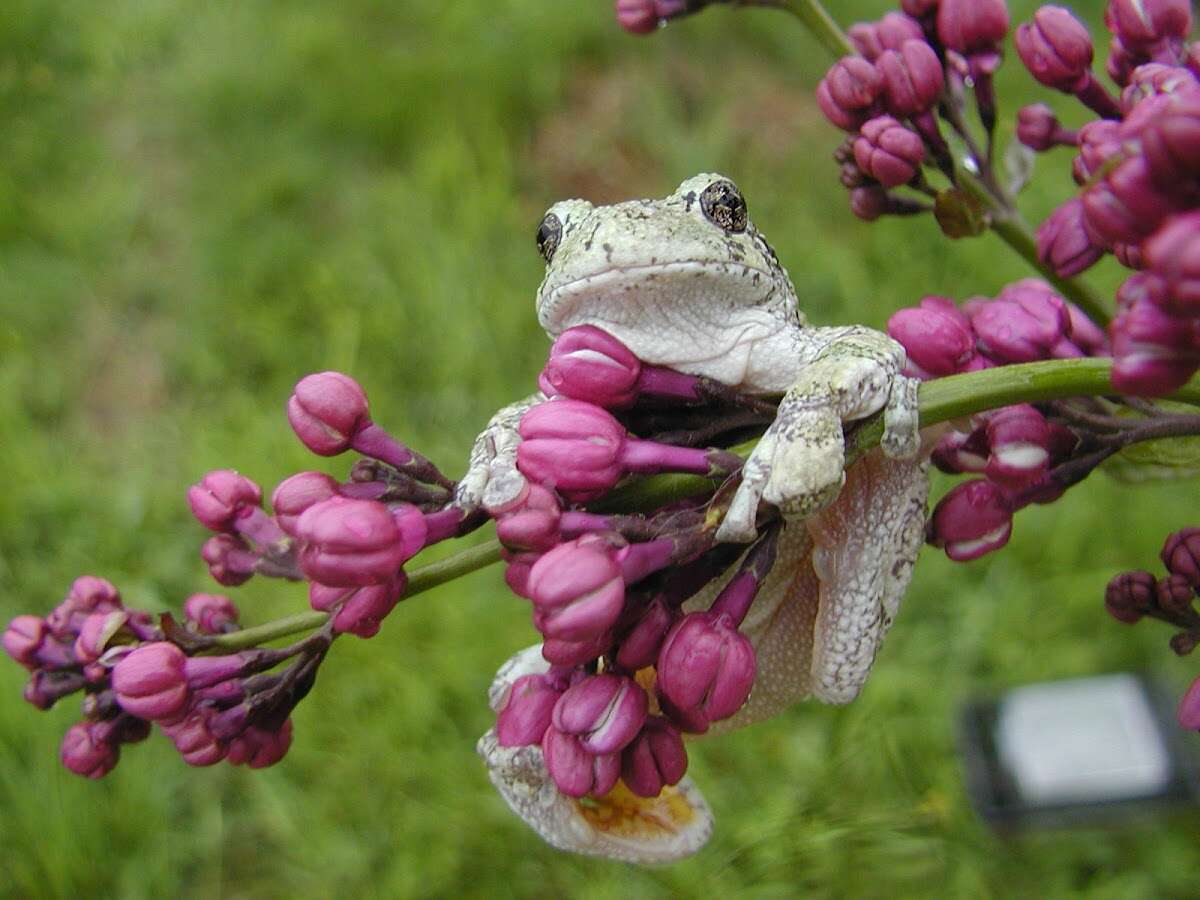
left=2, top=1, right=1198, bottom=896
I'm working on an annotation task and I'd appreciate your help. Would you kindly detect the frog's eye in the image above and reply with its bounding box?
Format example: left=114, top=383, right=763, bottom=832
left=699, top=180, right=748, bottom=233
left=535, top=213, right=563, bottom=263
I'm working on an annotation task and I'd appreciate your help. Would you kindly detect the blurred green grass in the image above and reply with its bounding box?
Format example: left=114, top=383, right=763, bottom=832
left=2, top=0, right=1199, bottom=896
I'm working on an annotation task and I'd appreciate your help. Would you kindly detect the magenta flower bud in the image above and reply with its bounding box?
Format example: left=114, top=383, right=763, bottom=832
left=1017, top=104, right=1077, bottom=152
left=496, top=673, right=564, bottom=747
left=539, top=325, right=642, bottom=409
left=1072, top=119, right=1122, bottom=184
left=1066, top=302, right=1109, bottom=354
left=60, top=721, right=119, bottom=779
left=928, top=479, right=1014, bottom=561
left=932, top=427, right=990, bottom=474
left=1144, top=211, right=1200, bottom=314
left=502, top=549, right=539, bottom=599
left=541, top=726, right=621, bottom=799
left=853, top=116, right=925, bottom=187
left=164, top=708, right=227, bottom=767
left=621, top=716, right=688, bottom=798
left=1037, top=199, right=1105, bottom=279
left=1105, top=0, right=1192, bottom=52
left=1156, top=574, right=1196, bottom=613
left=287, top=371, right=370, bottom=456
left=187, top=469, right=263, bottom=532
left=849, top=13, right=924, bottom=62
left=73, top=610, right=129, bottom=665
left=1109, top=295, right=1200, bottom=395
left=201, top=533, right=256, bottom=587
left=552, top=673, right=648, bottom=756
left=1016, top=6, right=1094, bottom=93
left=541, top=630, right=614, bottom=667
left=1105, top=570, right=1157, bottom=623
left=937, top=0, right=1009, bottom=55
left=983, top=404, right=1051, bottom=488
left=329, top=575, right=405, bottom=638
left=616, top=597, right=677, bottom=671
left=527, top=538, right=625, bottom=642
left=1121, top=64, right=1200, bottom=112
left=1161, top=527, right=1200, bottom=586
left=971, top=283, right=1069, bottom=364
left=296, top=497, right=414, bottom=587
left=493, top=483, right=563, bottom=553
left=1141, top=100, right=1200, bottom=189
left=271, top=471, right=339, bottom=536
left=227, top=720, right=294, bottom=768
left=112, top=642, right=189, bottom=720
left=876, top=40, right=945, bottom=118
left=816, top=56, right=884, bottom=131
left=1179, top=675, right=1200, bottom=730
left=887, top=302, right=975, bottom=377
left=901, top=0, right=938, bottom=18
left=3, top=615, right=46, bottom=669
left=615, top=0, right=657, bottom=34
left=1083, top=156, right=1181, bottom=248
left=657, top=612, right=756, bottom=728
left=183, top=593, right=239, bottom=634
left=46, top=575, right=122, bottom=637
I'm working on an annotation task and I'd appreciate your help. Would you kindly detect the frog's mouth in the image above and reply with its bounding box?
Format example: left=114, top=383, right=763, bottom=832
left=538, top=260, right=792, bottom=388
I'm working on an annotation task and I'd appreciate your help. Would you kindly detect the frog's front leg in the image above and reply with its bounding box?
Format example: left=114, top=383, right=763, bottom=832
left=715, top=327, right=920, bottom=544
left=455, top=393, right=543, bottom=513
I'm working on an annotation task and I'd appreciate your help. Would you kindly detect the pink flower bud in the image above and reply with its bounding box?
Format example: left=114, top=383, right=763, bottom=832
left=849, top=13, right=925, bottom=62
left=73, top=610, right=130, bottom=665
left=1140, top=99, right=1200, bottom=190
left=493, top=483, right=563, bottom=553
left=1144, top=211, right=1200, bottom=314
left=816, top=56, right=884, bottom=131
left=328, top=576, right=405, bottom=638
left=1105, top=569, right=1157, bottom=623
left=1066, top=303, right=1109, bottom=354
left=271, top=471, right=339, bottom=536
left=928, top=479, right=1014, bottom=561
left=615, top=0, right=658, bottom=34
left=1105, top=0, right=1192, bottom=52
left=1156, top=573, right=1195, bottom=613
left=539, top=325, right=642, bottom=408
left=187, top=469, right=263, bottom=532
left=496, top=673, right=564, bottom=747
left=887, top=302, right=976, bottom=377
left=972, top=281, right=1071, bottom=363
left=1017, top=103, right=1074, bottom=152
left=112, top=642, right=189, bottom=720
left=541, top=726, right=621, bottom=798
left=518, top=400, right=626, bottom=501
left=932, top=427, right=990, bottom=474
left=849, top=185, right=889, bottom=221
left=937, top=0, right=1009, bottom=55
left=541, top=630, right=614, bottom=667
left=616, top=597, right=677, bottom=671
left=1082, top=156, right=1181, bottom=248
left=1161, top=527, right=1200, bottom=586
left=1121, top=63, right=1200, bottom=111
left=657, top=612, right=756, bottom=729
left=621, top=716, right=688, bottom=798
left=3, top=616, right=46, bottom=669
left=60, top=721, right=120, bottom=779
left=296, top=497, right=416, bottom=587
left=983, top=404, right=1051, bottom=488
left=226, top=720, right=294, bottom=768
left=1015, top=6, right=1094, bottom=93
left=527, top=537, right=626, bottom=642
left=1072, top=119, right=1123, bottom=184
left=183, top=593, right=240, bottom=634
left=287, top=371, right=370, bottom=456
left=1179, top=675, right=1200, bottom=729
left=1037, top=199, right=1105, bottom=278
left=853, top=116, right=926, bottom=187
left=876, top=39, right=945, bottom=118
left=163, top=708, right=227, bottom=767
left=1109, top=294, right=1200, bottom=395
left=46, top=575, right=122, bottom=637
left=552, top=673, right=648, bottom=756
left=201, top=533, right=258, bottom=587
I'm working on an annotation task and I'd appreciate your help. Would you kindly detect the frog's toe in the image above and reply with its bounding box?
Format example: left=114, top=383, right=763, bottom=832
left=481, top=461, right=527, bottom=511
left=715, top=486, right=761, bottom=544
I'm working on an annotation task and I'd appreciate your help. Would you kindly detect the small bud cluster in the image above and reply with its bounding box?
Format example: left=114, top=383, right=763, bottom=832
left=486, top=325, right=774, bottom=798
left=887, top=281, right=1115, bottom=561
left=2, top=575, right=300, bottom=776
left=1013, top=2, right=1200, bottom=395
left=1103, top=527, right=1200, bottom=731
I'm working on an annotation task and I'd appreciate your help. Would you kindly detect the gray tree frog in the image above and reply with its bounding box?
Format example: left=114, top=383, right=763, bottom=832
left=468, top=174, right=931, bottom=861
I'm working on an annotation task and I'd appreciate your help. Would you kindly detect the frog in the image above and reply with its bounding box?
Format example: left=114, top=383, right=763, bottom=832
left=466, top=173, right=932, bottom=862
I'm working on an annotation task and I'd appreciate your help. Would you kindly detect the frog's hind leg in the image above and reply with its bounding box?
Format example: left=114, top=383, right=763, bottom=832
left=805, top=447, right=929, bottom=705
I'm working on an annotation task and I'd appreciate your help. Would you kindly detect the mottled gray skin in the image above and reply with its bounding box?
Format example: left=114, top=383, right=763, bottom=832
left=471, top=175, right=931, bottom=860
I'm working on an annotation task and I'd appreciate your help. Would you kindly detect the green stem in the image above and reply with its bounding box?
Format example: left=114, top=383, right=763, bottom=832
left=216, top=360, right=1200, bottom=649
left=768, top=0, right=853, bottom=57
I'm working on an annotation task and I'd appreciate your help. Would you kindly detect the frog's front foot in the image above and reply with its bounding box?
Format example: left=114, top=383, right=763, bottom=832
left=455, top=393, right=543, bottom=513
left=715, top=331, right=920, bottom=543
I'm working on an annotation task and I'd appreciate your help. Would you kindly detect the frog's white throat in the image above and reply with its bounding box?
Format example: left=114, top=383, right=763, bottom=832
left=538, top=261, right=803, bottom=393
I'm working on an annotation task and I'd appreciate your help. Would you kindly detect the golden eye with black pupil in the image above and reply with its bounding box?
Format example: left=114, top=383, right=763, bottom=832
left=699, top=180, right=748, bottom=233
left=535, top=213, right=563, bottom=263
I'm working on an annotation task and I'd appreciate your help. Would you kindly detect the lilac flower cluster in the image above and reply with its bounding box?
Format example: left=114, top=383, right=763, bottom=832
left=487, top=325, right=775, bottom=798
left=1104, top=527, right=1200, bottom=730
left=886, top=279, right=1106, bottom=560
left=1014, top=2, right=1200, bottom=395
left=1, top=576, right=298, bottom=776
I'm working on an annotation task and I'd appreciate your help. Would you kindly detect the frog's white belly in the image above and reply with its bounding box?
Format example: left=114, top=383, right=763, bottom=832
left=539, top=263, right=805, bottom=393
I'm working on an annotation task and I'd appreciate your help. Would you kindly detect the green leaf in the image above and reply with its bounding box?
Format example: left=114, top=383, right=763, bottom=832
left=1103, top=402, right=1200, bottom=482
left=933, top=188, right=987, bottom=239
